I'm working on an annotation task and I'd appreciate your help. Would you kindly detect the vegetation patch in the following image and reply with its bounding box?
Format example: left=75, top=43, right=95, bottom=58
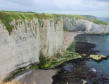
left=0, top=11, right=54, bottom=34
left=3, top=63, right=39, bottom=82
left=0, top=11, right=108, bottom=34
left=91, top=19, right=108, bottom=25
left=63, top=15, right=108, bottom=25
left=4, top=67, right=28, bottom=82
left=38, top=42, right=81, bottom=69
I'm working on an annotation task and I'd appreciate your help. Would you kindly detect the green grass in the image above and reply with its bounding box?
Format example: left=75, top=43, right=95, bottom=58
left=4, top=64, right=39, bottom=82
left=0, top=11, right=34, bottom=34
left=53, top=14, right=108, bottom=26
left=63, top=15, right=108, bottom=25
left=0, top=11, right=108, bottom=34
left=73, top=15, right=108, bottom=25
left=0, top=11, right=54, bottom=34
left=38, top=42, right=81, bottom=69
left=91, top=19, right=108, bottom=25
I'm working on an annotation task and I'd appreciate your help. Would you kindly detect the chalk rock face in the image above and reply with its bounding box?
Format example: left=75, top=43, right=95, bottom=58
left=63, top=17, right=109, bottom=34
left=0, top=14, right=108, bottom=80
left=0, top=18, right=64, bottom=80
left=76, top=19, right=109, bottom=34
left=63, top=17, right=77, bottom=31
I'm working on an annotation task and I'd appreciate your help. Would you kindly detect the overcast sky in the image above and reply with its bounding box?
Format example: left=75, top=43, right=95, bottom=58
left=0, top=0, right=109, bottom=17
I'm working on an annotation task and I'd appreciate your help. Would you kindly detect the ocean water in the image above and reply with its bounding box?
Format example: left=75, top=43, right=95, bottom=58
left=75, top=34, right=109, bottom=55
left=75, top=34, right=109, bottom=75
left=84, top=17, right=109, bottom=76
left=82, top=35, right=109, bottom=75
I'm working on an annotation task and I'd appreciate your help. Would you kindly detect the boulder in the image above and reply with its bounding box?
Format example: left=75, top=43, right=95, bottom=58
left=90, top=55, right=107, bottom=61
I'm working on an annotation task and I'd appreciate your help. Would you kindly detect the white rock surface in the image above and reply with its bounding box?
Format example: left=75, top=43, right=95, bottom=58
left=0, top=18, right=64, bottom=80
left=0, top=16, right=108, bottom=80
left=63, top=17, right=109, bottom=34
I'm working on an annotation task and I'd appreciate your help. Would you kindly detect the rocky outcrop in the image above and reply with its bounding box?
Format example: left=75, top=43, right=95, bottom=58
left=0, top=11, right=108, bottom=80
left=63, top=17, right=109, bottom=34
left=90, top=55, right=107, bottom=61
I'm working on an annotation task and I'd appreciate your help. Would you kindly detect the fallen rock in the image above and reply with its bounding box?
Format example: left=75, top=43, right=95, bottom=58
left=90, top=55, right=107, bottom=61
left=89, top=68, right=97, bottom=73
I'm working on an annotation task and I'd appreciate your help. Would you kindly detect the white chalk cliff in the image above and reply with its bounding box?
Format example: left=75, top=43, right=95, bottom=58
left=0, top=12, right=108, bottom=80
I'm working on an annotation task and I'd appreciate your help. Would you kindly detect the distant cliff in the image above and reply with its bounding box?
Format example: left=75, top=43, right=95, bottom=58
left=0, top=11, right=108, bottom=80
left=63, top=15, right=108, bottom=34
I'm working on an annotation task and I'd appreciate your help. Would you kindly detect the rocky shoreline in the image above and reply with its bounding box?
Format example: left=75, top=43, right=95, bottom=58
left=53, top=41, right=109, bottom=84
left=9, top=34, right=109, bottom=84
left=53, top=58, right=109, bottom=84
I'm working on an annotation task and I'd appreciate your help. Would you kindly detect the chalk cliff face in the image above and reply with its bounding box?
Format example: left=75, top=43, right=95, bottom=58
left=76, top=19, right=108, bottom=34
left=63, top=17, right=109, bottom=34
left=0, top=18, right=64, bottom=80
left=0, top=12, right=108, bottom=80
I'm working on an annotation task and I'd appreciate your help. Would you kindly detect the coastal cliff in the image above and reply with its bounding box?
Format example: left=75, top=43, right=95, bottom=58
left=0, top=11, right=108, bottom=80
left=0, top=12, right=64, bottom=80
left=63, top=16, right=108, bottom=34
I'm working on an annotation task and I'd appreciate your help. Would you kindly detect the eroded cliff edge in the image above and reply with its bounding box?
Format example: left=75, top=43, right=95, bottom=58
left=0, top=11, right=108, bottom=80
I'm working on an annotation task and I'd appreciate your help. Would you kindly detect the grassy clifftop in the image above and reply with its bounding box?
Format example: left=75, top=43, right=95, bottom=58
left=0, top=11, right=55, bottom=34
left=64, top=14, right=108, bottom=25
left=0, top=11, right=108, bottom=34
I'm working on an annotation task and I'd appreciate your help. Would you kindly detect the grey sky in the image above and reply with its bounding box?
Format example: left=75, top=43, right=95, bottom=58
left=0, top=0, right=109, bottom=17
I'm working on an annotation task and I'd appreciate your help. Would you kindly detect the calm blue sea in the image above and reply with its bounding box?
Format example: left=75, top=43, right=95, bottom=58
left=76, top=17, right=109, bottom=75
